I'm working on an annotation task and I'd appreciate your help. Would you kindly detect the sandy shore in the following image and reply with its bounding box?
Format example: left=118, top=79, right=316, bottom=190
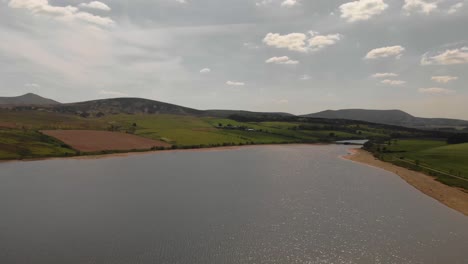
left=344, top=148, right=468, bottom=216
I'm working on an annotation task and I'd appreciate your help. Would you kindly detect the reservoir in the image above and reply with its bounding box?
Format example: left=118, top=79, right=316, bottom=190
left=0, top=145, right=466, bottom=263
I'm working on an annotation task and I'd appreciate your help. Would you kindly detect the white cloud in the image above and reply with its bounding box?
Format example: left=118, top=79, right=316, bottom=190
left=299, top=74, right=311, bottom=80
left=25, top=83, right=40, bottom=88
left=421, top=47, right=468, bottom=65
left=372, top=73, right=398, bottom=78
left=418, top=87, right=455, bottom=95
left=175, top=0, right=188, bottom=3
left=265, top=56, right=299, bottom=65
left=8, top=0, right=114, bottom=27
left=448, top=2, right=463, bottom=14
left=74, top=12, right=115, bottom=27
left=431, top=76, right=458, bottom=83
left=99, top=90, right=128, bottom=97
left=263, top=31, right=341, bottom=53
left=365, top=45, right=405, bottom=59
left=403, top=0, right=438, bottom=15
left=200, top=68, right=211, bottom=73
left=281, top=0, right=299, bottom=7
left=263, top=33, right=308, bottom=52
left=256, top=0, right=273, bottom=6
left=308, top=32, right=342, bottom=51
left=226, top=81, right=245, bottom=86
left=79, top=1, right=111, bottom=11
left=9, top=0, right=78, bottom=17
left=381, top=79, right=406, bottom=85
left=339, top=0, right=389, bottom=22
left=255, top=0, right=299, bottom=7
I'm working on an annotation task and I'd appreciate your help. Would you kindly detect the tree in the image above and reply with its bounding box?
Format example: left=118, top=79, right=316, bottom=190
left=447, top=133, right=468, bottom=144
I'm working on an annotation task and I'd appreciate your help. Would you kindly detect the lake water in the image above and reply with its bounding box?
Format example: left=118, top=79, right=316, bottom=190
left=0, top=145, right=467, bottom=264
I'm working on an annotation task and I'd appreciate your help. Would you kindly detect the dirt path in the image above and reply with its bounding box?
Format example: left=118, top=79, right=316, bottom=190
left=344, top=148, right=468, bottom=216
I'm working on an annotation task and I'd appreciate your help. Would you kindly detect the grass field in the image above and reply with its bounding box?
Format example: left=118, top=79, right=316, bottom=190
left=0, top=129, right=76, bottom=160
left=373, top=139, right=468, bottom=189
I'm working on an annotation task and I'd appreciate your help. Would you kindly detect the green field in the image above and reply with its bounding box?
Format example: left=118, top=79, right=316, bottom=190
left=369, top=139, right=468, bottom=189
left=0, top=110, right=378, bottom=159
left=2, top=110, right=467, bottom=191
left=0, top=129, right=76, bottom=160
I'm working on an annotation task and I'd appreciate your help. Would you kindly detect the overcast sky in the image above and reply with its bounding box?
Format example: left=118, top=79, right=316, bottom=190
left=1, top=0, right=467, bottom=118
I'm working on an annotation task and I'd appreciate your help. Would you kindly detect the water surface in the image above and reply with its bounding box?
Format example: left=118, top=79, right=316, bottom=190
left=0, top=145, right=467, bottom=264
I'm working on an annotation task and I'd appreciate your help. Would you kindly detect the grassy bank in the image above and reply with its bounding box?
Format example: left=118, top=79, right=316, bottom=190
left=365, top=139, right=468, bottom=190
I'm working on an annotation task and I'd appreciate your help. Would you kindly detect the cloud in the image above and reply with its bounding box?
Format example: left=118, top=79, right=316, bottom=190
left=226, top=81, right=245, bottom=86
left=9, top=0, right=78, bottom=17
left=418, top=87, right=455, bottom=95
left=256, top=0, right=273, bottom=6
left=255, top=0, right=299, bottom=7
left=421, top=47, right=468, bottom=65
left=79, top=1, right=111, bottom=11
left=281, top=0, right=299, bottom=7
left=265, top=56, right=299, bottom=65
left=403, top=0, right=438, bottom=15
left=431, top=76, right=458, bottom=83
left=200, top=68, right=211, bottom=73
left=299, top=74, right=311, bottom=80
left=372, top=73, right=398, bottom=78
left=8, top=0, right=114, bottom=27
left=263, top=31, right=341, bottom=53
left=448, top=2, right=463, bottom=14
left=308, top=32, right=342, bottom=51
left=381, top=79, right=406, bottom=85
left=24, top=83, right=40, bottom=88
left=339, top=0, right=389, bottom=22
left=99, top=90, right=128, bottom=97
left=365, top=45, right=405, bottom=59
left=74, top=12, right=115, bottom=27
left=263, top=33, right=308, bottom=52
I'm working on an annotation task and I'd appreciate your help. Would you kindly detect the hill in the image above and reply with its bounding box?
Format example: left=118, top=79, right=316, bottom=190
left=52, top=97, right=204, bottom=116
left=303, top=109, right=468, bottom=129
left=0, top=93, right=60, bottom=106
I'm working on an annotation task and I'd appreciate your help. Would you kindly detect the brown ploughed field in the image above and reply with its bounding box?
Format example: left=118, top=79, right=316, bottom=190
left=41, top=130, right=171, bottom=152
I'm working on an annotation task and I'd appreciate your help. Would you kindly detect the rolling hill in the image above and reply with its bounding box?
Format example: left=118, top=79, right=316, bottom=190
left=0, top=93, right=60, bottom=106
left=53, top=97, right=204, bottom=116
left=303, top=109, right=468, bottom=129
left=2, top=94, right=467, bottom=129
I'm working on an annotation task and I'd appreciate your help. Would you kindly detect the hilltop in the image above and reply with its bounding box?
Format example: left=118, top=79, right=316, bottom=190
left=303, top=109, right=468, bottom=129
left=0, top=93, right=60, bottom=106
left=52, top=97, right=203, bottom=116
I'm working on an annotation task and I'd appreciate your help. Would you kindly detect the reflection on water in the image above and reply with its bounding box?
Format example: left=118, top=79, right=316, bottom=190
left=0, top=145, right=467, bottom=264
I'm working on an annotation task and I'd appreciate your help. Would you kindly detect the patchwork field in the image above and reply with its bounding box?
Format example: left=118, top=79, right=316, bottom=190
left=41, top=130, right=171, bottom=152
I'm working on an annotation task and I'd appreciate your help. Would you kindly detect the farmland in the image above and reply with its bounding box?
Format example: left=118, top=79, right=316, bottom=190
left=366, top=139, right=468, bottom=189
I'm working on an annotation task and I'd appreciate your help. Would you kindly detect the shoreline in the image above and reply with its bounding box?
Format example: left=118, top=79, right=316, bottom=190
left=0, top=143, right=330, bottom=164
left=344, top=148, right=468, bottom=216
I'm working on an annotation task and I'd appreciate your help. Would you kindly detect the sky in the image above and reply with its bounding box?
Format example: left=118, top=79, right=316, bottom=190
left=1, top=0, right=467, bottom=119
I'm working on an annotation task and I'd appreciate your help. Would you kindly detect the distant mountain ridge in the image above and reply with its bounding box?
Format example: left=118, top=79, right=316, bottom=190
left=0, top=93, right=60, bottom=106
left=2, top=94, right=467, bottom=129
left=303, top=109, right=468, bottom=129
